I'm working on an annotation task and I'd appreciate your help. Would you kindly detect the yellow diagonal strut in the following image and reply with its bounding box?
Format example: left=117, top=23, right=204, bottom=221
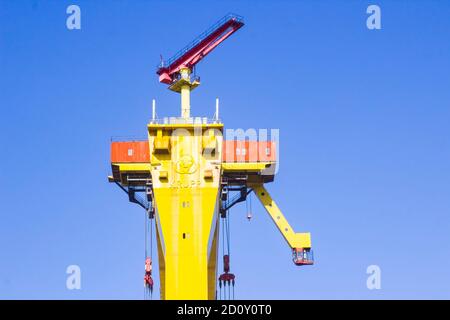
left=252, top=184, right=311, bottom=249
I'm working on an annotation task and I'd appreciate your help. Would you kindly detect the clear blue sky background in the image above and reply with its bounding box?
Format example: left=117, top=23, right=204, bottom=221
left=1, top=0, right=449, bottom=299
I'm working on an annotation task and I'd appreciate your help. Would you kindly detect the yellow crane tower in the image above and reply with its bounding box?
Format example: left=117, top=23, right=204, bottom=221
left=108, top=13, right=313, bottom=300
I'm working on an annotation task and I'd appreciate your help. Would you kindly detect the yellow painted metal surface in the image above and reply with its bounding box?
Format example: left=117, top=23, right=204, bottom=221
left=222, top=162, right=274, bottom=172
left=252, top=184, right=311, bottom=249
left=181, top=85, right=191, bottom=118
left=113, top=163, right=152, bottom=172
left=110, top=121, right=312, bottom=299
left=167, top=67, right=202, bottom=118
left=110, top=163, right=151, bottom=185
left=148, top=123, right=223, bottom=130
left=148, top=123, right=223, bottom=299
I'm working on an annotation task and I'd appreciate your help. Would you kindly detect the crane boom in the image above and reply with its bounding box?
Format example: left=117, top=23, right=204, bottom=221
left=157, top=13, right=244, bottom=84
left=252, top=184, right=314, bottom=266
left=252, top=184, right=311, bottom=248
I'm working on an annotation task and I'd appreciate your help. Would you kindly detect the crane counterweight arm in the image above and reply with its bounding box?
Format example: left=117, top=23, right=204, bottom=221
left=252, top=184, right=312, bottom=250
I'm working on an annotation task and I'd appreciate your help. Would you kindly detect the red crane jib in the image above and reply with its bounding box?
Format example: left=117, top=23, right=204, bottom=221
left=157, top=16, right=244, bottom=84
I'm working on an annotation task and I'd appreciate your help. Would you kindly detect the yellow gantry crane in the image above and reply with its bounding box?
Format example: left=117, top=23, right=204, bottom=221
left=108, top=14, right=313, bottom=300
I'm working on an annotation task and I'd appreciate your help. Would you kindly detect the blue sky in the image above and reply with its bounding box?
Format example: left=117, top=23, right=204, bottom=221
left=0, top=0, right=449, bottom=299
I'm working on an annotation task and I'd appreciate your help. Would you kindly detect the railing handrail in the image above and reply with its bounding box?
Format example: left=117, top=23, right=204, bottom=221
left=158, top=13, right=244, bottom=70
left=110, top=135, right=147, bottom=142
left=149, top=117, right=222, bottom=125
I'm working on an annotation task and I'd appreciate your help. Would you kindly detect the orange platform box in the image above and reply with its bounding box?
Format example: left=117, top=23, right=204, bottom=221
left=222, top=140, right=248, bottom=162
left=235, top=140, right=248, bottom=162
left=245, top=141, right=259, bottom=162
left=222, top=140, right=277, bottom=163
left=222, top=140, right=236, bottom=162
left=258, top=141, right=276, bottom=162
left=111, top=141, right=150, bottom=163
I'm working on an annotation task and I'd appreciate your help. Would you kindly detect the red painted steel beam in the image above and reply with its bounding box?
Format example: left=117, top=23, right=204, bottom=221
left=157, top=16, right=244, bottom=84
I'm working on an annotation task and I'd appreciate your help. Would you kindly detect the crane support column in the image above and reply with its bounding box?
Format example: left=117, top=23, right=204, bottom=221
left=180, top=67, right=191, bottom=118
left=148, top=123, right=223, bottom=299
left=181, top=85, right=191, bottom=118
left=252, top=184, right=311, bottom=250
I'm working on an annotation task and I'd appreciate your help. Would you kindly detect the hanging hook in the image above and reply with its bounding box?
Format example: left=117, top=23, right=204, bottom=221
left=246, top=189, right=253, bottom=221
left=144, top=257, right=154, bottom=294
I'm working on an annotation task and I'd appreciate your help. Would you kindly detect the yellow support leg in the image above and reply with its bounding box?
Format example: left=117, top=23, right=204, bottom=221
left=252, top=184, right=311, bottom=249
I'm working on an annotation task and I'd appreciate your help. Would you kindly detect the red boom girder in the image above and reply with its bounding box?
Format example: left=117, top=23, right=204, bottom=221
left=157, top=14, right=244, bottom=84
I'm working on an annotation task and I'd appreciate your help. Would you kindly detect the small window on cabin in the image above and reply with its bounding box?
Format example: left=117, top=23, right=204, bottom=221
left=128, top=149, right=133, bottom=156
left=265, top=147, right=270, bottom=156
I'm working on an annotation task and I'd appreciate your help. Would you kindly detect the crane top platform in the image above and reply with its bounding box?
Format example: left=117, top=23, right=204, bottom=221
left=109, top=138, right=277, bottom=187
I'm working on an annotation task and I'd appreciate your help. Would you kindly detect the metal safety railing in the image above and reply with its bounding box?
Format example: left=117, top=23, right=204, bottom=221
left=110, top=118, right=221, bottom=142
left=110, top=135, right=147, bottom=142
left=149, top=117, right=222, bottom=125
left=158, top=13, right=244, bottom=69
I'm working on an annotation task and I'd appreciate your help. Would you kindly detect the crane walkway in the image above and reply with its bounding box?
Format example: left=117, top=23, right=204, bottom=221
left=158, top=13, right=244, bottom=70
